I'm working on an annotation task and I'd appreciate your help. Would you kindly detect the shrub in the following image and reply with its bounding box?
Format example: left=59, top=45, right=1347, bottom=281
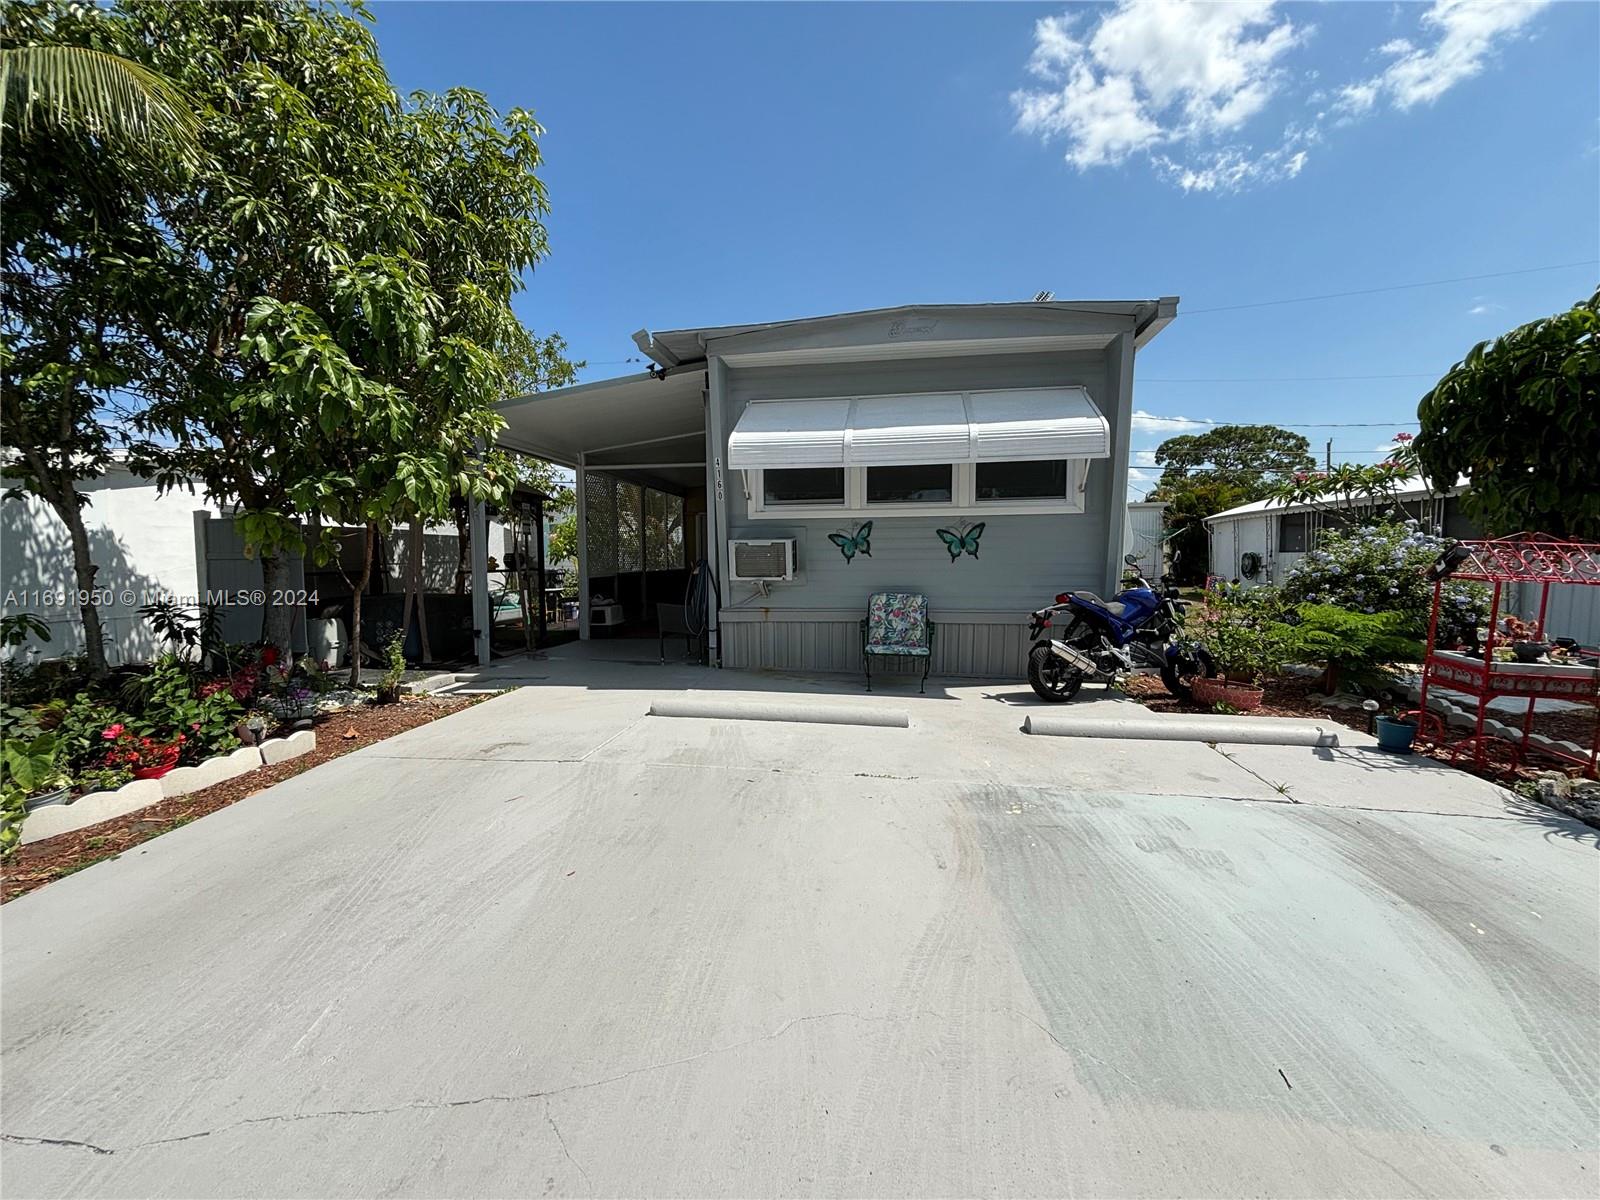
left=133, top=659, right=242, bottom=763
left=1282, top=521, right=1488, bottom=646
left=0, top=707, right=69, bottom=857
left=376, top=633, right=407, bottom=704
left=40, top=693, right=129, bottom=778
left=1199, top=589, right=1293, bottom=684
left=1281, top=604, right=1425, bottom=693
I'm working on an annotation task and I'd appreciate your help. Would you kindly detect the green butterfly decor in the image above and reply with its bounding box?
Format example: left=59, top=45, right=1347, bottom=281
left=828, top=521, right=873, bottom=563
left=936, top=522, right=985, bottom=562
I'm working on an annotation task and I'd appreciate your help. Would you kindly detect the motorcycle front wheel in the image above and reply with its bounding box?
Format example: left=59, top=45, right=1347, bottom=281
left=1028, top=641, right=1084, bottom=703
left=1159, top=646, right=1217, bottom=701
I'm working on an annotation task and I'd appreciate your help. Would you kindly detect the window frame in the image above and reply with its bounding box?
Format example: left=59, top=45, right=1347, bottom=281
left=864, top=462, right=957, bottom=507
left=759, top=466, right=849, bottom=509
left=744, top=460, right=1088, bottom=519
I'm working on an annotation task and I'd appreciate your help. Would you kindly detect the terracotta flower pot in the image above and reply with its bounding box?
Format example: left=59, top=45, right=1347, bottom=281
left=131, top=748, right=181, bottom=780
left=1192, top=676, right=1265, bottom=711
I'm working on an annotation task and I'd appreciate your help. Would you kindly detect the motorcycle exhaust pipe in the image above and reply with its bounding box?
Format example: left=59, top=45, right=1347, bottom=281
left=1048, top=641, right=1100, bottom=675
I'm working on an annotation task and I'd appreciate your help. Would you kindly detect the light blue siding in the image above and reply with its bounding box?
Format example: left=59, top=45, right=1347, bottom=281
left=720, top=351, right=1115, bottom=613
left=719, top=615, right=1032, bottom=678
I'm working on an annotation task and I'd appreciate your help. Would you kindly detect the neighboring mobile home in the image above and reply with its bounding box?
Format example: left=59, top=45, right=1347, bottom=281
left=1204, top=478, right=1600, bottom=648
left=1203, top=477, right=1474, bottom=588
left=489, top=299, right=1178, bottom=676
left=1, top=464, right=510, bottom=667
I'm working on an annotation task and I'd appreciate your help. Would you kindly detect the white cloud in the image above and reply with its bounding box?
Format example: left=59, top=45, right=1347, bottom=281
left=1154, top=140, right=1309, bottom=192
left=1013, top=0, right=1551, bottom=192
left=1132, top=410, right=1213, bottom=433
left=1467, top=300, right=1505, bottom=315
left=1361, top=0, right=1549, bottom=110
left=1333, top=80, right=1380, bottom=116
left=1013, top=1, right=1307, bottom=180
left=1132, top=449, right=1161, bottom=467
left=1126, top=466, right=1159, bottom=495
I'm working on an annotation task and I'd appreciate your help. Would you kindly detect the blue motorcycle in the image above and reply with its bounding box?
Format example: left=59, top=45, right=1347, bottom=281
left=1026, top=554, right=1215, bottom=702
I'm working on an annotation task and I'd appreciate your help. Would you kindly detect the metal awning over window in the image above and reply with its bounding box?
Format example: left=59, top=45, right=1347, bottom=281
left=726, top=387, right=1109, bottom=469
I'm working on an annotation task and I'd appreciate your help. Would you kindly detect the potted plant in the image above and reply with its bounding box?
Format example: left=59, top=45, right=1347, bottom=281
left=2, top=722, right=71, bottom=810
left=1192, top=595, right=1288, bottom=712
left=1501, top=616, right=1549, bottom=663
left=1374, top=708, right=1418, bottom=754
left=101, top=724, right=186, bottom=780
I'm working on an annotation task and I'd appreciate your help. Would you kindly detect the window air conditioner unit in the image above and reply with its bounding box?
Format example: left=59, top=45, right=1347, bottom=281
left=729, top=538, right=796, bottom=582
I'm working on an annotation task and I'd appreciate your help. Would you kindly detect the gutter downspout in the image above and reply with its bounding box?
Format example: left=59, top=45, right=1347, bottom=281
left=1133, top=296, right=1179, bottom=350
left=631, top=328, right=681, bottom=369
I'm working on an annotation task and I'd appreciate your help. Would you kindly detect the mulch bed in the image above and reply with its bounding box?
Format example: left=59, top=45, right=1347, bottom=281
left=2, top=694, right=485, bottom=905
left=1121, top=673, right=1371, bottom=733
left=1122, top=673, right=1597, bottom=788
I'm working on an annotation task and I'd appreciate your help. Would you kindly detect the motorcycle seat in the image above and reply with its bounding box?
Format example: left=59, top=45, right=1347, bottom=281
left=1072, top=590, right=1129, bottom=618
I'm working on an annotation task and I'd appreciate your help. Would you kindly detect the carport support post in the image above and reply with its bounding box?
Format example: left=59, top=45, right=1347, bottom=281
left=470, top=494, right=491, bottom=666
left=706, top=359, right=730, bottom=666
left=1103, top=329, right=1137, bottom=595
left=576, top=453, right=590, bottom=640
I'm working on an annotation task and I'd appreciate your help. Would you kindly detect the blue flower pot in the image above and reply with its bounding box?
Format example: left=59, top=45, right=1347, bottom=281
left=1375, top=716, right=1417, bottom=754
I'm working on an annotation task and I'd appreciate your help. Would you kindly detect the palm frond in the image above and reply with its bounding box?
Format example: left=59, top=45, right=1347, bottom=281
left=1, top=44, right=199, bottom=150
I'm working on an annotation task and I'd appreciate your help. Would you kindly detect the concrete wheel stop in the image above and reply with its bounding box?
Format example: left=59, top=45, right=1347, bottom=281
left=1024, top=712, right=1341, bottom=747
left=649, top=697, right=910, bottom=729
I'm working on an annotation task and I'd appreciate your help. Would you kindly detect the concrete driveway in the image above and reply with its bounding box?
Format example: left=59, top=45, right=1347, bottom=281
left=3, top=651, right=1597, bottom=1198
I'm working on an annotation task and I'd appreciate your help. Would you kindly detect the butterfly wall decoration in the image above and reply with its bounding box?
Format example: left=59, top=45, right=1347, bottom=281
left=935, top=521, right=984, bottom=562
left=828, top=521, right=873, bottom=563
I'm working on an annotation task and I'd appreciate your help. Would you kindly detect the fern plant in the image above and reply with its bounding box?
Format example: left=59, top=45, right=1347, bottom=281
left=1282, top=604, right=1424, bottom=694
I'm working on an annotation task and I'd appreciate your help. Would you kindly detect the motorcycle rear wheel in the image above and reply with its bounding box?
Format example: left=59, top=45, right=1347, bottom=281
left=1159, top=646, right=1217, bottom=701
left=1028, top=641, right=1084, bottom=703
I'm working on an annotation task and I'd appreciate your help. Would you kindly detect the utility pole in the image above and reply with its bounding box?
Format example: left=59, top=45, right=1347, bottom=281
left=1325, top=439, right=1332, bottom=470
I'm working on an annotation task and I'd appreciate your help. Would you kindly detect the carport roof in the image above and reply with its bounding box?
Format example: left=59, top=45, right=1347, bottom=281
left=495, top=368, right=705, bottom=488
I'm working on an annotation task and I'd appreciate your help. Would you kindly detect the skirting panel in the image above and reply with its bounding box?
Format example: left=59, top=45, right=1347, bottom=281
left=719, top=617, right=1031, bottom=678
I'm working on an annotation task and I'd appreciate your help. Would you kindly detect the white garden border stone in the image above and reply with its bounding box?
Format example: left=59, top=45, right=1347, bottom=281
left=20, top=731, right=317, bottom=846
left=259, top=729, right=316, bottom=765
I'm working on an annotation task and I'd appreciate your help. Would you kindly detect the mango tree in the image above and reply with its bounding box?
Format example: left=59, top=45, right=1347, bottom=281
left=120, top=0, right=415, bottom=657
left=1412, top=290, right=1599, bottom=538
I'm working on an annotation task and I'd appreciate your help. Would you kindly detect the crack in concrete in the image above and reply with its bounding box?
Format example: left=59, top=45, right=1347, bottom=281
left=1000, top=1007, right=1147, bottom=1090
left=0, top=1009, right=872, bottom=1157
left=0, top=1133, right=114, bottom=1155
left=544, top=1101, right=593, bottom=1196
left=362, top=750, right=1522, bottom=821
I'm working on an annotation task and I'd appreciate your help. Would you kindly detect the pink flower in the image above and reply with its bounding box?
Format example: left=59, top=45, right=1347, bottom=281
left=102, top=723, right=125, bottom=740
left=1394, top=432, right=1414, bottom=442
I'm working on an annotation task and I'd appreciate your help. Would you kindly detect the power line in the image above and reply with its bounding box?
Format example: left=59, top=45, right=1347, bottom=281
left=1182, top=260, right=1597, bottom=315
left=1134, top=419, right=1419, bottom=429
left=1141, top=372, right=1437, bottom=383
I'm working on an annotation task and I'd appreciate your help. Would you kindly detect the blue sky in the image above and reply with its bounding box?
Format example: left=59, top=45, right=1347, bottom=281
left=371, top=1, right=1599, bottom=493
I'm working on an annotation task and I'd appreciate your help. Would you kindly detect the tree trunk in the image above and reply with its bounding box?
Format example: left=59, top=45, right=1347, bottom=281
left=57, top=496, right=109, bottom=678
left=260, top=552, right=294, bottom=659
left=345, top=523, right=375, bottom=688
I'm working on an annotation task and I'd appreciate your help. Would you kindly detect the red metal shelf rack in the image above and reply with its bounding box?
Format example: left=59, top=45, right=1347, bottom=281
left=1413, top=534, right=1600, bottom=777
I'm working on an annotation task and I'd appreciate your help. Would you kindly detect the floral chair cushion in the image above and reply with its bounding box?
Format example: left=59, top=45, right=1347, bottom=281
left=865, top=592, right=930, bottom=656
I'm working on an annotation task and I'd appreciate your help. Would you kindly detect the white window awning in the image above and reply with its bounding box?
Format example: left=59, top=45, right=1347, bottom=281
left=724, top=398, right=852, bottom=468
left=726, top=387, right=1109, bottom=470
